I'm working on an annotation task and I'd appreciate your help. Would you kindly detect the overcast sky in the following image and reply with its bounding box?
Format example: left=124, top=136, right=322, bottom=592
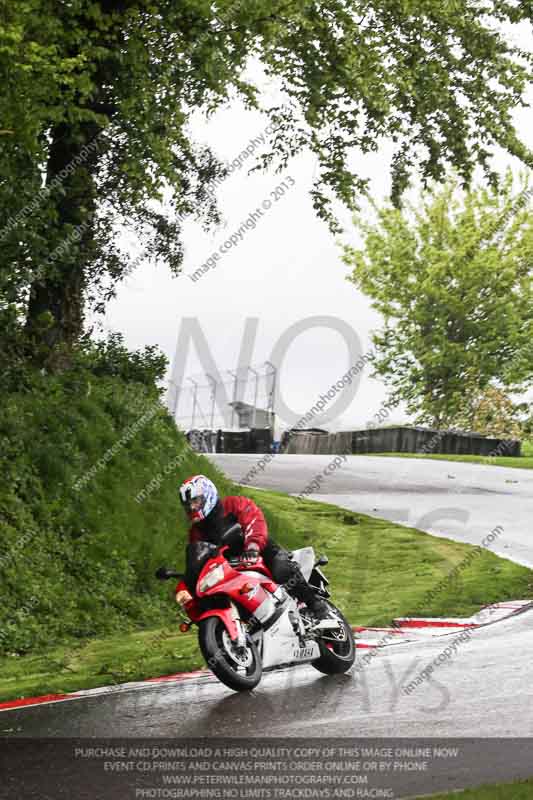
left=101, top=50, right=533, bottom=435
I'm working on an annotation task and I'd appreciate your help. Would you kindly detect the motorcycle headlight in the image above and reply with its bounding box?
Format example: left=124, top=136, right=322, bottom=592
left=198, top=564, right=225, bottom=593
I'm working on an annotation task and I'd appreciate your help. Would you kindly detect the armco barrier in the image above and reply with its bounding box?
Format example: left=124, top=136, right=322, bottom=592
left=281, top=426, right=521, bottom=457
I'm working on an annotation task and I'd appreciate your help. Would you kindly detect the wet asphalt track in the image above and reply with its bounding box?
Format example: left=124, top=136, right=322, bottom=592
left=211, top=453, right=533, bottom=568
left=3, top=608, right=532, bottom=740
left=2, top=608, right=533, bottom=796
left=2, top=454, right=532, bottom=797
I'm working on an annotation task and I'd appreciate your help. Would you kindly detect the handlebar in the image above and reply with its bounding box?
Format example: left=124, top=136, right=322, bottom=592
left=156, top=547, right=261, bottom=582
left=155, top=566, right=185, bottom=581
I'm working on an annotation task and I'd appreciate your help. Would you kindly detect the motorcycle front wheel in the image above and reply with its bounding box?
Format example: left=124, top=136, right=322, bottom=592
left=198, top=617, right=262, bottom=691
left=312, top=604, right=356, bottom=674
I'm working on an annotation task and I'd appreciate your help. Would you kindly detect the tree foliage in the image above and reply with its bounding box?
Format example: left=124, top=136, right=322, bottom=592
left=344, top=173, right=533, bottom=429
left=451, top=385, right=529, bottom=439
left=3, top=0, right=533, bottom=350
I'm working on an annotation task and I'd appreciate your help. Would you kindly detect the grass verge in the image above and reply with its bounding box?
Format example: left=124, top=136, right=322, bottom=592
left=418, top=777, right=533, bottom=798
left=1, top=488, right=531, bottom=704
left=366, top=452, right=533, bottom=469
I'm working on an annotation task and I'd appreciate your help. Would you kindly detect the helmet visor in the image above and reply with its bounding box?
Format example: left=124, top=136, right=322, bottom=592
left=188, top=495, right=205, bottom=513
left=183, top=493, right=206, bottom=520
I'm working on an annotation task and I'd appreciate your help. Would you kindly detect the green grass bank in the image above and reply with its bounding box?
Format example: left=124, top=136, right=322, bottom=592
left=367, top=445, right=533, bottom=470
left=1, top=486, right=531, bottom=702
left=1, top=339, right=532, bottom=702
left=417, top=777, right=533, bottom=798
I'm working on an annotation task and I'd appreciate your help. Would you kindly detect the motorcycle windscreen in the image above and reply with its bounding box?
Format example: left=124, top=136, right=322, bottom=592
left=290, top=547, right=315, bottom=580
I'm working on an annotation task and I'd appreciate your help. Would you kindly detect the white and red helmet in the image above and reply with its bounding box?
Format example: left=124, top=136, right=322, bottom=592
left=179, top=474, right=218, bottom=522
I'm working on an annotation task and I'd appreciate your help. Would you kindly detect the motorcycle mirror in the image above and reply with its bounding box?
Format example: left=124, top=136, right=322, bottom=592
left=315, top=555, right=329, bottom=567
left=155, top=566, right=184, bottom=581
left=220, top=522, right=244, bottom=550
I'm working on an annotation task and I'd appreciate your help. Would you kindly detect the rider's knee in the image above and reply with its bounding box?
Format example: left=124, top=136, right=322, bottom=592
left=270, top=553, right=293, bottom=584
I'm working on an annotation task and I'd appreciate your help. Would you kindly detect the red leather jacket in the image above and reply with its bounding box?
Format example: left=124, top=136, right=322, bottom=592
left=189, top=495, right=268, bottom=551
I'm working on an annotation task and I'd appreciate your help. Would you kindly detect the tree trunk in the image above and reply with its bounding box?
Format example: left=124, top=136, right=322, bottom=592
left=25, top=122, right=99, bottom=355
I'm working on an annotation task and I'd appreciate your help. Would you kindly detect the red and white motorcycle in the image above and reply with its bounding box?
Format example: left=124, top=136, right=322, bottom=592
left=156, top=524, right=355, bottom=691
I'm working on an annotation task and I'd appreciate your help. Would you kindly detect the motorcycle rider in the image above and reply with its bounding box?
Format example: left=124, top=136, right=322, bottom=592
left=179, top=474, right=329, bottom=619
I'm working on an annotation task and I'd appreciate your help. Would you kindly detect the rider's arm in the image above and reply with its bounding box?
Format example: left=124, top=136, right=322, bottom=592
left=222, top=496, right=268, bottom=552
left=188, top=526, right=202, bottom=544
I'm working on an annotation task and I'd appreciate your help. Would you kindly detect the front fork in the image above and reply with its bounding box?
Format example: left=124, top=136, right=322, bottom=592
left=179, top=598, right=248, bottom=649
left=230, top=602, right=248, bottom=649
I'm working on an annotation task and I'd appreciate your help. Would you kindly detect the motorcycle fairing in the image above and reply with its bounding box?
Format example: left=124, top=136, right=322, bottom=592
left=187, top=603, right=241, bottom=641
left=259, top=595, right=320, bottom=669
left=195, top=554, right=278, bottom=620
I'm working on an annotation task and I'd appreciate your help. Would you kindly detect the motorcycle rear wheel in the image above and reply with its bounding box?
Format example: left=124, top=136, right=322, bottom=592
left=199, top=617, right=262, bottom=691
left=312, top=604, right=356, bottom=674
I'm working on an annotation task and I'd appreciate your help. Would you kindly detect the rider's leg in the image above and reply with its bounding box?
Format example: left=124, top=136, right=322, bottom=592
left=263, top=541, right=329, bottom=619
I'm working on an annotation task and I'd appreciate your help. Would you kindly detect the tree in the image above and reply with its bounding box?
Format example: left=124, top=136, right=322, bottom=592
left=450, top=385, right=526, bottom=439
left=343, top=173, right=533, bottom=428
left=3, top=0, right=533, bottom=354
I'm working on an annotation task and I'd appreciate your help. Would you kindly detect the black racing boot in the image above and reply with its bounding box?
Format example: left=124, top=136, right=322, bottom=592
left=283, top=557, right=330, bottom=620
left=290, top=579, right=330, bottom=620
left=308, top=596, right=330, bottom=620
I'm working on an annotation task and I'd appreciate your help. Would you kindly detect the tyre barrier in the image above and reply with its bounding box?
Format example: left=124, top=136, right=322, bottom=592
left=186, top=428, right=273, bottom=454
